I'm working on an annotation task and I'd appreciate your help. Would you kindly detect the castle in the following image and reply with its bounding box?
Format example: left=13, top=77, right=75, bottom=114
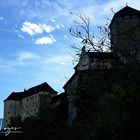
left=3, top=82, right=57, bottom=127
left=64, top=6, right=140, bottom=124
left=3, top=6, right=140, bottom=127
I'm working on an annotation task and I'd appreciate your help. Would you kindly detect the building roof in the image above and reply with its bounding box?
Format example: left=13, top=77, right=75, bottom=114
left=109, top=6, right=140, bottom=27
left=4, top=82, right=57, bottom=102
left=4, top=92, right=25, bottom=102
left=24, top=82, right=57, bottom=97
left=116, top=6, right=140, bottom=17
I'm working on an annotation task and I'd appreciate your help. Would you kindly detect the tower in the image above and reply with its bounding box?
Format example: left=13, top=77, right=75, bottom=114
left=109, top=6, right=140, bottom=62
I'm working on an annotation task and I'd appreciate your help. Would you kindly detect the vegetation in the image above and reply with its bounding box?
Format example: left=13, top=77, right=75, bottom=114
left=69, top=12, right=110, bottom=54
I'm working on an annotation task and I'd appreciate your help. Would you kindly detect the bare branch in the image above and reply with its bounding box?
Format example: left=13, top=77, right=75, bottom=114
left=69, top=12, right=110, bottom=55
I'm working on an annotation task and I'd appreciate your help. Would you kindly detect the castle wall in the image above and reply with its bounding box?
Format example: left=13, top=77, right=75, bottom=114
left=64, top=73, right=79, bottom=124
left=21, top=91, right=56, bottom=121
left=110, top=15, right=140, bottom=61
left=75, top=53, right=90, bottom=71
left=4, top=100, right=21, bottom=127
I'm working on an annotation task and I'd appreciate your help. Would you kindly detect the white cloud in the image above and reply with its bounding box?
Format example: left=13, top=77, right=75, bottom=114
left=44, top=54, right=73, bottom=65
left=74, top=0, right=140, bottom=27
left=41, top=24, right=55, bottom=33
left=56, top=24, right=60, bottom=29
left=17, top=51, right=41, bottom=62
left=0, top=51, right=73, bottom=72
left=0, top=17, right=4, bottom=20
left=51, top=19, right=56, bottom=23
left=56, top=23, right=64, bottom=30
left=21, top=22, right=55, bottom=36
left=0, top=51, right=42, bottom=71
left=21, top=22, right=43, bottom=36
left=35, top=36, right=56, bottom=45
left=0, top=48, right=74, bottom=93
left=60, top=23, right=65, bottom=28
left=18, top=34, right=24, bottom=39
left=64, top=35, right=67, bottom=38
left=0, top=58, right=14, bottom=70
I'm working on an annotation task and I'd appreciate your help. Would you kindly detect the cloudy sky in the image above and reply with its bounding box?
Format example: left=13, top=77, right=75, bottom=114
left=0, top=0, right=140, bottom=118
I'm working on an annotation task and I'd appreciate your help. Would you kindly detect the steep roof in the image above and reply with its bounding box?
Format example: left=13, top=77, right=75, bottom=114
left=4, top=82, right=57, bottom=102
left=115, top=6, right=140, bottom=17
left=24, top=82, right=57, bottom=97
left=4, top=92, right=25, bottom=102
left=109, top=6, right=140, bottom=27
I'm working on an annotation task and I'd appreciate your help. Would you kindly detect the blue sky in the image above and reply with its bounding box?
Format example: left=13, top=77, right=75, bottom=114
left=0, top=0, right=140, bottom=118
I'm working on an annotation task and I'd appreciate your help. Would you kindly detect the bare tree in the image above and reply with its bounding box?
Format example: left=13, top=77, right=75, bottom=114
left=70, top=11, right=140, bottom=68
left=69, top=12, right=111, bottom=54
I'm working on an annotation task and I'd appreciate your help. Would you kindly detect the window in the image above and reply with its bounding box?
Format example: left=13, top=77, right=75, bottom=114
left=10, top=104, right=14, bottom=110
left=27, top=97, right=29, bottom=101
